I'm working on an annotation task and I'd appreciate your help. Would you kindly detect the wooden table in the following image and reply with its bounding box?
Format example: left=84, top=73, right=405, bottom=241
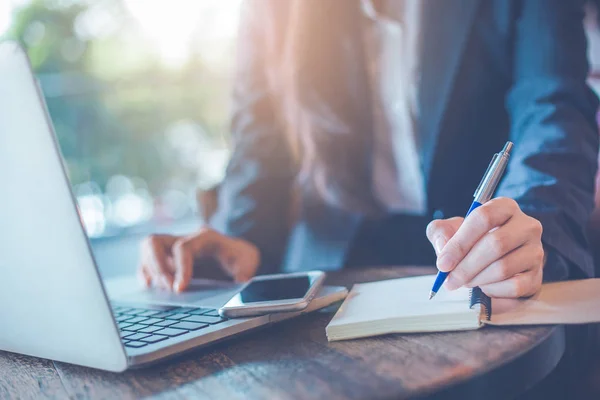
left=0, top=267, right=565, bottom=400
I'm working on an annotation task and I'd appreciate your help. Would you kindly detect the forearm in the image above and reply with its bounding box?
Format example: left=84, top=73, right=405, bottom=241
left=498, top=0, right=599, bottom=279
left=498, top=88, right=599, bottom=279
left=210, top=155, right=294, bottom=274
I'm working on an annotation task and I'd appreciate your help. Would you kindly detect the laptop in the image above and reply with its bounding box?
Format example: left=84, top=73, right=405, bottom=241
left=0, top=41, right=348, bottom=372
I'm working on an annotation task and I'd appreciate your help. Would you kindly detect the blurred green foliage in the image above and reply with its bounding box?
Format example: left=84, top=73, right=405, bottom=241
left=6, top=0, right=234, bottom=194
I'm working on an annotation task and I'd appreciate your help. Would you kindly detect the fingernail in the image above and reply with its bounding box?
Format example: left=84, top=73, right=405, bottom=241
left=173, top=281, right=182, bottom=292
left=437, top=253, right=456, bottom=272
left=434, top=237, right=446, bottom=254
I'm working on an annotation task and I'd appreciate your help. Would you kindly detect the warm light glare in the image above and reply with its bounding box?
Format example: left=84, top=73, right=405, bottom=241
left=123, top=0, right=242, bottom=67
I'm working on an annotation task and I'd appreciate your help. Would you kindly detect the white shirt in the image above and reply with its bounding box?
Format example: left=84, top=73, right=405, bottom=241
left=362, top=0, right=427, bottom=215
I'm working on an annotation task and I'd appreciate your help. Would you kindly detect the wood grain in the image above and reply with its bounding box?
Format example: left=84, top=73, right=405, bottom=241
left=0, top=351, right=67, bottom=400
left=1, top=267, right=565, bottom=400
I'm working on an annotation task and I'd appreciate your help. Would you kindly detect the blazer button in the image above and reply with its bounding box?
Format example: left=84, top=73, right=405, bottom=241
left=432, top=209, right=445, bottom=220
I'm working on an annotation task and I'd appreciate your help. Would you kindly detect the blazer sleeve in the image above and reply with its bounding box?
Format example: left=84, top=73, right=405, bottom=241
left=210, top=0, right=296, bottom=273
left=497, top=0, right=600, bottom=280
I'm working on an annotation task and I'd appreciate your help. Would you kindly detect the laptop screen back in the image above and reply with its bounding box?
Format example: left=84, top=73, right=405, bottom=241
left=0, top=41, right=127, bottom=372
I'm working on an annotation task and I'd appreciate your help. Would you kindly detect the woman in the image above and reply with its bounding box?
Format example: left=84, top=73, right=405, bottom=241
left=139, top=0, right=599, bottom=298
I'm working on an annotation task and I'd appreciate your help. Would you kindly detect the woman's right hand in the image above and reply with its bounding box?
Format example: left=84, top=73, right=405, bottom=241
left=138, top=228, right=260, bottom=293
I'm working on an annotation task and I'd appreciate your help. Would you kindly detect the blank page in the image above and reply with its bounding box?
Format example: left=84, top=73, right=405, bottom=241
left=326, top=275, right=481, bottom=340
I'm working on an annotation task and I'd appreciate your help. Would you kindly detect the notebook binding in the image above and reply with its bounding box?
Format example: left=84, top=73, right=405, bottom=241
left=469, top=287, right=492, bottom=321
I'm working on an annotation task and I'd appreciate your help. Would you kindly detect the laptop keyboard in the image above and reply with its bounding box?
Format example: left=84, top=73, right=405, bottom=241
left=112, top=305, right=228, bottom=349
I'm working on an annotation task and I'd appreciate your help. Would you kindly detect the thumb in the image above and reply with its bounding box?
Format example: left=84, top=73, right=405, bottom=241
left=171, top=238, right=195, bottom=292
left=426, top=217, right=464, bottom=255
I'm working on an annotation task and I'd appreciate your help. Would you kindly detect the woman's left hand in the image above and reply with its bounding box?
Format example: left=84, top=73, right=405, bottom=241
left=426, top=197, right=545, bottom=298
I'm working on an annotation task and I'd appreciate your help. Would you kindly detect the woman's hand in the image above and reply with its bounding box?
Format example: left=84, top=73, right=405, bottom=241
left=426, top=197, right=545, bottom=298
left=138, top=228, right=260, bottom=293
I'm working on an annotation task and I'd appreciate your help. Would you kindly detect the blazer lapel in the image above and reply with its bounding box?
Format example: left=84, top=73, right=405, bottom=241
left=417, top=0, right=480, bottom=182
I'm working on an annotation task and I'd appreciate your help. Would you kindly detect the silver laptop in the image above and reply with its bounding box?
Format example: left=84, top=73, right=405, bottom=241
left=0, top=41, right=347, bottom=372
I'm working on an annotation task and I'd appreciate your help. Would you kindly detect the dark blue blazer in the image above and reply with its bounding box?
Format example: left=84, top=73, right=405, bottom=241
left=211, top=0, right=600, bottom=280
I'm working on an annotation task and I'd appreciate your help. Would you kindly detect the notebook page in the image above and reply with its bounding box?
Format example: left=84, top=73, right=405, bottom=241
left=326, top=275, right=479, bottom=337
left=488, top=278, right=600, bottom=326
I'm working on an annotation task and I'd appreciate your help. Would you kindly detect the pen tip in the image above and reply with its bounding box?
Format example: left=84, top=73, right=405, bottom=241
left=429, top=291, right=435, bottom=300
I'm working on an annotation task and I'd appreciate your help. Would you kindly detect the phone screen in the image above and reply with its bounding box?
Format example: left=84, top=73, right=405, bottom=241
left=238, top=276, right=312, bottom=303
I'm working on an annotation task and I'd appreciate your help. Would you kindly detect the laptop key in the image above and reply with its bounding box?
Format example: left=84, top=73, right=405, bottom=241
left=140, top=335, right=169, bottom=344
left=154, top=319, right=177, bottom=327
left=113, top=304, right=176, bottom=311
left=125, top=341, right=148, bottom=348
left=137, top=325, right=164, bottom=334
left=125, top=316, right=149, bottom=324
left=183, top=315, right=226, bottom=325
left=118, top=322, right=134, bottom=330
left=126, top=308, right=149, bottom=315
left=154, top=327, right=189, bottom=337
left=174, top=307, right=199, bottom=313
left=186, top=307, right=216, bottom=315
left=124, top=332, right=151, bottom=341
left=169, top=321, right=209, bottom=331
left=121, top=331, right=135, bottom=338
left=122, top=324, right=147, bottom=332
left=202, top=310, right=221, bottom=317
left=152, top=311, right=177, bottom=319
left=138, top=317, right=163, bottom=325
left=164, top=313, right=189, bottom=320
left=115, top=314, right=133, bottom=322
left=136, top=310, right=162, bottom=317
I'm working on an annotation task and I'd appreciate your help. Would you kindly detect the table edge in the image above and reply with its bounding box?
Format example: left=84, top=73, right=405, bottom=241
left=412, top=324, right=565, bottom=399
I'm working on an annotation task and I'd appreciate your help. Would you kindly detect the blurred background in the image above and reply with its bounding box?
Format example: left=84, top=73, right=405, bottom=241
left=3, top=0, right=600, bottom=278
left=1, top=0, right=242, bottom=276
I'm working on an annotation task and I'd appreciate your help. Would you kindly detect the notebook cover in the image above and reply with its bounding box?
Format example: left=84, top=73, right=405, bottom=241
left=486, top=278, right=600, bottom=326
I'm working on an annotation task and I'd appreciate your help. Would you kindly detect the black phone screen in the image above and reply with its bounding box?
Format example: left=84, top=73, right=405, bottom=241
left=237, top=276, right=312, bottom=303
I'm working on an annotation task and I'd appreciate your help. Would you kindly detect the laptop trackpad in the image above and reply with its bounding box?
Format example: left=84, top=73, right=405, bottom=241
left=104, top=276, right=243, bottom=308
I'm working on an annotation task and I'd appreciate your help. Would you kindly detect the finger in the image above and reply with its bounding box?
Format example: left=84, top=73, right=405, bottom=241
left=136, top=261, right=151, bottom=287
left=211, top=246, right=238, bottom=279
left=479, top=268, right=543, bottom=298
left=436, top=197, right=519, bottom=273
left=171, top=229, right=226, bottom=291
left=143, top=235, right=178, bottom=288
left=172, top=229, right=260, bottom=285
left=214, top=239, right=260, bottom=282
left=426, top=217, right=464, bottom=255
left=464, top=242, right=544, bottom=288
left=173, top=229, right=231, bottom=292
left=445, top=216, right=539, bottom=289
left=172, top=238, right=196, bottom=293
left=187, top=230, right=257, bottom=282
left=138, top=264, right=151, bottom=287
left=150, top=272, right=171, bottom=290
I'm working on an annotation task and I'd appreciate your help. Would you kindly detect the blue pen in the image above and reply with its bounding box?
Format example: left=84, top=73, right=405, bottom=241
left=429, top=141, right=514, bottom=300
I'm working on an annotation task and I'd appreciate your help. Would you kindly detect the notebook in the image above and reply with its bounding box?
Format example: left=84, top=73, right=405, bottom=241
left=326, top=274, right=600, bottom=341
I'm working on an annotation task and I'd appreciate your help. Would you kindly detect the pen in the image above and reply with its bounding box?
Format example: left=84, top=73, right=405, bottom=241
left=429, top=141, right=514, bottom=300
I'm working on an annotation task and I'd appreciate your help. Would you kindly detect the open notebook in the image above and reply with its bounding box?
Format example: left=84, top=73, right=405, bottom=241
left=326, top=274, right=600, bottom=341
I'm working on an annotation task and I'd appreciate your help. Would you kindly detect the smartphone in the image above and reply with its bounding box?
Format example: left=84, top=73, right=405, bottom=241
left=218, top=271, right=326, bottom=318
